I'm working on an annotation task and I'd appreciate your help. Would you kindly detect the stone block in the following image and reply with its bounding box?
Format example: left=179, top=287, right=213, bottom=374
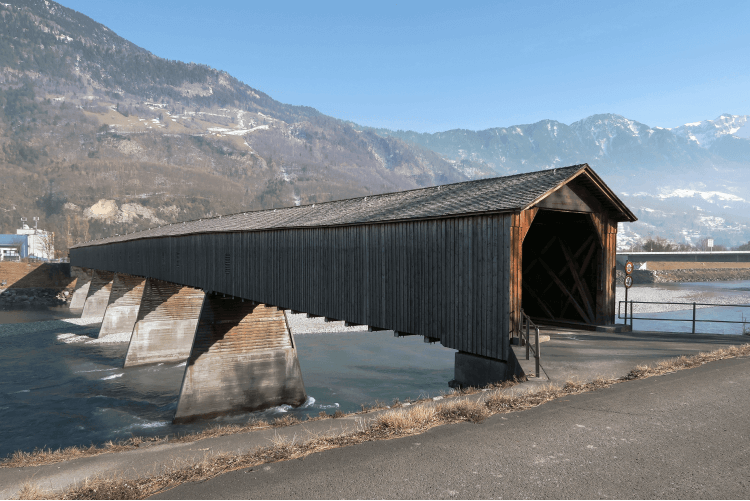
left=123, top=279, right=204, bottom=367
left=81, top=270, right=115, bottom=319
left=174, top=296, right=306, bottom=423
left=69, top=267, right=93, bottom=310
left=98, top=274, right=146, bottom=339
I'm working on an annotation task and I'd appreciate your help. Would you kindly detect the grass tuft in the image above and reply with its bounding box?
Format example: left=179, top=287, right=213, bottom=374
left=17, top=482, right=53, bottom=500
left=435, top=399, right=489, bottom=423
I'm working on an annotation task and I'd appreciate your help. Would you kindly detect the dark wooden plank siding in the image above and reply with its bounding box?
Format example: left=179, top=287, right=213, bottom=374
left=71, top=214, right=514, bottom=361
left=589, top=211, right=618, bottom=325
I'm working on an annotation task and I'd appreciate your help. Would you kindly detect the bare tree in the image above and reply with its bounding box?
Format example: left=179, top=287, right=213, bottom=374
left=37, top=232, right=55, bottom=260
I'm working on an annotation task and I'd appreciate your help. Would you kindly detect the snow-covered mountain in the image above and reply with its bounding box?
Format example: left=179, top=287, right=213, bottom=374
left=672, top=114, right=750, bottom=147
left=373, top=114, right=750, bottom=249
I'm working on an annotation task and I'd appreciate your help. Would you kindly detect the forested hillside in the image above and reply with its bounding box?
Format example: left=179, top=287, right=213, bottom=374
left=0, top=0, right=488, bottom=255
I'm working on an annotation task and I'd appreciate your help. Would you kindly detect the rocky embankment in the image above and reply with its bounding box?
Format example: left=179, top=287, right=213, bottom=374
left=0, top=287, right=71, bottom=309
left=616, top=268, right=750, bottom=284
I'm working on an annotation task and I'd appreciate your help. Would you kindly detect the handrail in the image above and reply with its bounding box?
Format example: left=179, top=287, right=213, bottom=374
left=519, top=309, right=540, bottom=378
left=618, top=300, right=750, bottom=334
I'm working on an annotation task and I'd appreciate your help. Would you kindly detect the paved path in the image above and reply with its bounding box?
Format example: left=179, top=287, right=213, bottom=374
left=155, top=356, right=750, bottom=499
left=521, top=327, right=746, bottom=384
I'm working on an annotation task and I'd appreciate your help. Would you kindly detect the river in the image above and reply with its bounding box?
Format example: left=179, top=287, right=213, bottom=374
left=1, top=280, right=749, bottom=458
left=0, top=309, right=455, bottom=458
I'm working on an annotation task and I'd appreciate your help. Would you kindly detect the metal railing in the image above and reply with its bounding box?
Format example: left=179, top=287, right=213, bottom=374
left=618, top=301, right=750, bottom=334
left=519, top=309, right=541, bottom=378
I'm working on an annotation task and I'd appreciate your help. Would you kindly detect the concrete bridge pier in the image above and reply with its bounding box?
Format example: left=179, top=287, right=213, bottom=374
left=81, top=270, right=115, bottom=319
left=69, top=267, right=93, bottom=310
left=123, top=279, right=205, bottom=367
left=98, top=274, right=147, bottom=339
left=173, top=296, right=307, bottom=423
left=450, top=350, right=525, bottom=389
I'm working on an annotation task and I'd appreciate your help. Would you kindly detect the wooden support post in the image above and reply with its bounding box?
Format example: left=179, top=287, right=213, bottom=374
left=559, top=240, right=596, bottom=321
left=538, top=258, right=591, bottom=323
left=522, top=282, right=556, bottom=320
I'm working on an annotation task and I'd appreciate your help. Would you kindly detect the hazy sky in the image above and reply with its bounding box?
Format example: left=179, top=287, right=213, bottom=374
left=60, top=0, right=749, bottom=132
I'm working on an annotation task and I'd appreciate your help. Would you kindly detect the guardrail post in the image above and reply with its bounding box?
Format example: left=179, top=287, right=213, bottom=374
left=535, top=326, right=540, bottom=378
left=526, top=320, right=530, bottom=360
left=629, top=300, right=633, bottom=329
left=692, top=302, right=696, bottom=334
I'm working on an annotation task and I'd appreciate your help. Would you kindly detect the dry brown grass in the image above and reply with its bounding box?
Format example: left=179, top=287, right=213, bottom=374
left=2, top=438, right=164, bottom=469
left=16, top=482, right=53, bottom=500
left=1, top=420, right=280, bottom=470
left=623, top=344, right=750, bottom=380
left=14, top=343, right=750, bottom=500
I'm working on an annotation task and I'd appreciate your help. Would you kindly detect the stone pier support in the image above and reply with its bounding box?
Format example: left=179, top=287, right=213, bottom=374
left=98, top=274, right=147, bottom=339
left=450, top=350, right=525, bottom=389
left=81, top=270, right=115, bottom=319
left=173, top=296, right=307, bottom=423
left=69, top=267, right=93, bottom=310
left=123, top=279, right=205, bottom=367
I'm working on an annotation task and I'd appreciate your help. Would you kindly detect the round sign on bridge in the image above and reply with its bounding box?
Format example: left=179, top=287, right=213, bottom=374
left=624, top=275, right=633, bottom=288
left=625, top=261, right=634, bottom=275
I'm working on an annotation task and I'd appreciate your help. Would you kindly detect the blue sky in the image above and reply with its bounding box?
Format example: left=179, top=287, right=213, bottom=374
left=61, top=0, right=749, bottom=132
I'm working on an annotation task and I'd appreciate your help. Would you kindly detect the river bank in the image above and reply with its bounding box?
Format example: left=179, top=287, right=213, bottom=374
left=616, top=267, right=750, bottom=283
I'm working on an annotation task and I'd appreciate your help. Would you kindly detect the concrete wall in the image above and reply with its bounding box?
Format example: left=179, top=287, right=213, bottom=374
left=123, top=279, right=204, bottom=367
left=174, top=296, right=306, bottom=423
left=452, top=351, right=524, bottom=388
left=81, top=270, right=114, bottom=318
left=0, top=262, right=73, bottom=289
left=98, top=274, right=146, bottom=339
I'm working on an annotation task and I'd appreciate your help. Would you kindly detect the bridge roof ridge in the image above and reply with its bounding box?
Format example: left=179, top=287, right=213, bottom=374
left=72, top=164, right=634, bottom=248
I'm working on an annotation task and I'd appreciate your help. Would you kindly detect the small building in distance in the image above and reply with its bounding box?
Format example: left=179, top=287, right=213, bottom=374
left=0, top=223, right=55, bottom=261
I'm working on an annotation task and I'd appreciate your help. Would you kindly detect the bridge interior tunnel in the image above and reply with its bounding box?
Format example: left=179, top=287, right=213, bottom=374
left=522, top=210, right=602, bottom=325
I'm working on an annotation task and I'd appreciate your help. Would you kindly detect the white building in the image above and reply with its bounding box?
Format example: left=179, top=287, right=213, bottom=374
left=16, top=224, right=55, bottom=260
left=0, top=244, right=21, bottom=261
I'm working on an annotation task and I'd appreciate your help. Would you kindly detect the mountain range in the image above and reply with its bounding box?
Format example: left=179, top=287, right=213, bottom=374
left=1, top=0, right=748, bottom=254
left=372, top=114, right=750, bottom=248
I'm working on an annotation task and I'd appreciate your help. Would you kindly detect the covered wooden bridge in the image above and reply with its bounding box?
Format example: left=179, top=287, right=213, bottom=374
left=70, top=163, right=636, bottom=421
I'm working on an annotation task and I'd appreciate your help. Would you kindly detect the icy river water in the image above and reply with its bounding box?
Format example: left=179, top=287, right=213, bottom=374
left=1, top=280, right=749, bottom=458
left=0, top=309, right=456, bottom=458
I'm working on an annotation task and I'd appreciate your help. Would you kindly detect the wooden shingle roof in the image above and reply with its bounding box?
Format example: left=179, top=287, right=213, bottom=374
left=73, top=163, right=635, bottom=248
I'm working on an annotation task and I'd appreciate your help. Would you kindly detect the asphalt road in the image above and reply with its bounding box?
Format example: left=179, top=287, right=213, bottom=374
left=154, top=356, right=750, bottom=499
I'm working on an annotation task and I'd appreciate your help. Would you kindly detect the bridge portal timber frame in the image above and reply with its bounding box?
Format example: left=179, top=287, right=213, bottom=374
left=71, top=164, right=636, bottom=419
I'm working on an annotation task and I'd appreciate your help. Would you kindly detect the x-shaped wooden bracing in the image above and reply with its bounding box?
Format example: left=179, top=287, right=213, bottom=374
left=523, top=235, right=599, bottom=324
